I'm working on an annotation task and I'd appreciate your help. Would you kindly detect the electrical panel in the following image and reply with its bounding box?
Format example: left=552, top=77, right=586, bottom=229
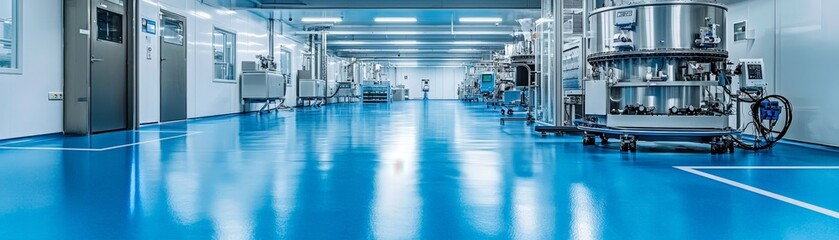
left=480, top=73, right=496, bottom=93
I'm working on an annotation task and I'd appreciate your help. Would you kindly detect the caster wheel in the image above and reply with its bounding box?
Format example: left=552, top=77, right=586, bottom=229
left=500, top=110, right=506, bottom=115
left=620, top=143, right=629, bottom=152
left=728, top=144, right=735, bottom=153
left=711, top=144, right=722, bottom=154
left=583, top=136, right=595, bottom=146
left=630, top=142, right=638, bottom=152
left=507, top=109, right=514, bottom=115
left=600, top=136, right=609, bottom=144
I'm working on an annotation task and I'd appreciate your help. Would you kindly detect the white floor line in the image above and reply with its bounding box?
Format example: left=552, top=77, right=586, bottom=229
left=0, top=132, right=202, bottom=152
left=685, top=166, right=839, bottom=170
left=97, top=132, right=202, bottom=151
left=134, top=130, right=197, bottom=133
left=675, top=166, right=839, bottom=219
left=0, top=146, right=105, bottom=151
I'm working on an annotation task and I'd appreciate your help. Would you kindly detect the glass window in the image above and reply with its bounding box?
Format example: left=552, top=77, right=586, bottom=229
left=0, top=0, right=19, bottom=72
left=280, top=49, right=291, bottom=84
left=96, top=8, right=124, bottom=43
left=162, top=17, right=184, bottom=45
left=213, top=28, right=236, bottom=80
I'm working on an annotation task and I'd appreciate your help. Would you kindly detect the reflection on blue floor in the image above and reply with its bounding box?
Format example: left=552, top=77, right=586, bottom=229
left=0, top=101, right=837, bottom=239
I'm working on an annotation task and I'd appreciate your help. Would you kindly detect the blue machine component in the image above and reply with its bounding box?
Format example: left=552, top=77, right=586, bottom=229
left=760, top=100, right=781, bottom=121
left=479, top=73, right=496, bottom=93
left=502, top=90, right=522, bottom=105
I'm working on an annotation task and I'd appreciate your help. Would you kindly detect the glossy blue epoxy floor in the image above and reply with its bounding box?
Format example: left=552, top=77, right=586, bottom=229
left=0, top=101, right=838, bottom=239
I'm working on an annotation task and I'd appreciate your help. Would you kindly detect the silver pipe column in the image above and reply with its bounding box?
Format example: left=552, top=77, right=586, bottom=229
left=553, top=0, right=565, bottom=126
left=321, top=30, right=328, bottom=81
left=268, top=19, right=275, bottom=59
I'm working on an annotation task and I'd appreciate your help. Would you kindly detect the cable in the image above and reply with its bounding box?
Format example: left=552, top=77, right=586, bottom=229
left=733, top=94, right=793, bottom=151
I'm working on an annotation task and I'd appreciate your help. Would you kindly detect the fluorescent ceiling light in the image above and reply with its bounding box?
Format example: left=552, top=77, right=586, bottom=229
left=448, top=49, right=486, bottom=52
left=375, top=17, right=417, bottom=23
left=216, top=9, right=237, bottom=15
left=459, top=17, right=503, bottom=23
left=389, top=40, right=418, bottom=45
left=301, top=17, right=343, bottom=23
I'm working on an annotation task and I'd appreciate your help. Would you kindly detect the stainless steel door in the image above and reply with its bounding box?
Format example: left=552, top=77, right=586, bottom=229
left=160, top=11, right=187, bottom=122
left=90, top=0, right=128, bottom=133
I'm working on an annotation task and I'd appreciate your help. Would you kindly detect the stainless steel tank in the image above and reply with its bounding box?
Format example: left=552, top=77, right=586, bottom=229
left=587, top=0, right=729, bottom=119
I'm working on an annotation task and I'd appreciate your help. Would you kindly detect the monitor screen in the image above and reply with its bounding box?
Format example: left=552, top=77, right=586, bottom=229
left=481, top=74, right=493, bottom=83
left=747, top=64, right=763, bottom=80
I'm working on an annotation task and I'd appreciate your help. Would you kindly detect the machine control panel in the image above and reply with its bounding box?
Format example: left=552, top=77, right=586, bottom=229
left=479, top=73, right=496, bottom=93
left=739, top=59, right=768, bottom=90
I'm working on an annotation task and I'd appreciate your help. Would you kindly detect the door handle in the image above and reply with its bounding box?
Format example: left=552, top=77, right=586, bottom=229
left=91, top=57, right=105, bottom=63
left=161, top=58, right=167, bottom=61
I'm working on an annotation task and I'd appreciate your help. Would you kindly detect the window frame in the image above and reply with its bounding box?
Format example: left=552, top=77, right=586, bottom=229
left=212, top=27, right=236, bottom=82
left=0, top=0, right=21, bottom=74
left=161, top=15, right=184, bottom=46
left=279, top=48, right=292, bottom=85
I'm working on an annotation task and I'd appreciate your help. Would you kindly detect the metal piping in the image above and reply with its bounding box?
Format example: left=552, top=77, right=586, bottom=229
left=321, top=30, right=328, bottom=81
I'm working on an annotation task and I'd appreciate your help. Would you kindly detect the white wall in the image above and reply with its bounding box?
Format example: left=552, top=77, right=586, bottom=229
left=775, top=0, right=839, bottom=146
left=726, top=0, right=839, bottom=147
left=0, top=0, right=63, bottom=139
left=393, top=67, right=465, bottom=100
left=139, top=0, right=284, bottom=123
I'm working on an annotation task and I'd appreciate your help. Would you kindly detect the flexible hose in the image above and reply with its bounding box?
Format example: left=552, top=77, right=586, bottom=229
left=728, top=91, right=793, bottom=150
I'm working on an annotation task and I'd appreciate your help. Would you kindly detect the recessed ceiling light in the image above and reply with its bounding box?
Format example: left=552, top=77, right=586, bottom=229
left=301, top=17, right=343, bottom=23
left=459, top=17, right=503, bottom=23
left=374, top=17, right=417, bottom=23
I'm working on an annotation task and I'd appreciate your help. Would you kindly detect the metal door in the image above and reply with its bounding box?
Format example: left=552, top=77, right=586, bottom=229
left=160, top=11, right=187, bottom=122
left=90, top=0, right=128, bottom=133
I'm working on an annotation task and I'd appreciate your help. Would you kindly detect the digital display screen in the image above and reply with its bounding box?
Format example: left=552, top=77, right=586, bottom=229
left=747, top=64, right=763, bottom=80
left=481, top=74, right=493, bottom=83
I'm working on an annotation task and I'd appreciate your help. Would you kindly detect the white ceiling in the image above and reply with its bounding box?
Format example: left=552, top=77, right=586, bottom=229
left=269, top=9, right=540, bottom=64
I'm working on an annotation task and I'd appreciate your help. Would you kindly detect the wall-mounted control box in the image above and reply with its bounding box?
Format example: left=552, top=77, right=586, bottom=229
left=739, top=59, right=768, bottom=91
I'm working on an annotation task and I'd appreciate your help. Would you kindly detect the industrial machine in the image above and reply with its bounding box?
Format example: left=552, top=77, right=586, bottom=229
left=361, top=81, right=392, bottom=103
left=459, top=70, right=483, bottom=102
left=579, top=0, right=792, bottom=153
left=421, top=79, right=430, bottom=100
left=332, top=81, right=359, bottom=103
left=392, top=85, right=409, bottom=101
left=296, top=69, right=328, bottom=107
left=241, top=56, right=286, bottom=113
left=299, top=79, right=326, bottom=98
left=561, top=42, right=584, bottom=126
left=499, top=20, right=538, bottom=125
